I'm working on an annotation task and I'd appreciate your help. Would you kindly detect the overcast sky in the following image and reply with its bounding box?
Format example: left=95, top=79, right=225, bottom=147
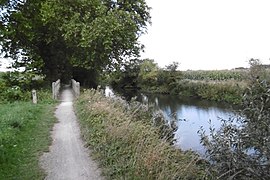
left=139, top=0, right=270, bottom=70
left=1, top=1, right=270, bottom=71
left=0, top=58, right=11, bottom=72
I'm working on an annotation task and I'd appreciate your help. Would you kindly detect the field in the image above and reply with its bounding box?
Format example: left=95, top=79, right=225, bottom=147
left=181, top=69, right=249, bottom=81
left=176, top=70, right=250, bottom=104
left=0, top=90, right=56, bottom=179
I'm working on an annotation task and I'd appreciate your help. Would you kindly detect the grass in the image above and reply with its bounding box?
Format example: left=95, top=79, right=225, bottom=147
left=0, top=91, right=56, bottom=179
left=75, top=89, right=208, bottom=179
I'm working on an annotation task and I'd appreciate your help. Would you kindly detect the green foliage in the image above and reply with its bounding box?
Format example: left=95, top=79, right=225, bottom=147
left=199, top=59, right=270, bottom=179
left=109, top=59, right=142, bottom=89
left=1, top=0, right=151, bottom=84
left=140, top=72, right=245, bottom=104
left=182, top=69, right=249, bottom=81
left=165, top=61, right=179, bottom=72
left=0, top=94, right=56, bottom=179
left=75, top=89, right=207, bottom=179
left=2, top=71, right=45, bottom=90
left=108, top=59, right=247, bottom=104
left=0, top=71, right=46, bottom=102
left=138, top=59, right=159, bottom=86
left=107, top=59, right=182, bottom=95
left=1, top=85, right=26, bottom=101
left=196, top=81, right=243, bottom=103
left=139, top=65, right=247, bottom=104
left=108, top=58, right=161, bottom=90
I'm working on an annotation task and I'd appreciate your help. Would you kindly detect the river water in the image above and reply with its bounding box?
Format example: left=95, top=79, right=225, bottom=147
left=105, top=87, right=237, bottom=154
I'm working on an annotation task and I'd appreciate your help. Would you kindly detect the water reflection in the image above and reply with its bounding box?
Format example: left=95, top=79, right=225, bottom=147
left=139, top=93, right=235, bottom=153
left=106, top=87, right=236, bottom=154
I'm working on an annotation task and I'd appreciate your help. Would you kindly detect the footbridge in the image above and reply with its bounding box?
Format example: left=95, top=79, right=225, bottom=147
left=52, top=79, right=80, bottom=100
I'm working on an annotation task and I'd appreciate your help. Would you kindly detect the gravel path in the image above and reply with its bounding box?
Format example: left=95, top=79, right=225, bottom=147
left=40, top=87, right=103, bottom=180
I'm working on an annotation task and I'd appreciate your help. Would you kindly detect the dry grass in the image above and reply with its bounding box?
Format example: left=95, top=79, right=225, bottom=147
left=75, top=89, right=208, bottom=179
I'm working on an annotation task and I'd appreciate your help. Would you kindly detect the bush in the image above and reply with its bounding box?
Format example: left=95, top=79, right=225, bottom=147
left=0, top=71, right=46, bottom=102
left=2, top=86, right=28, bottom=101
left=199, top=59, right=270, bottom=179
left=173, top=80, right=244, bottom=104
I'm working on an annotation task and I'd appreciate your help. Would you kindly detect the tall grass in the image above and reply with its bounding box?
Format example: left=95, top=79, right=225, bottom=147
left=75, top=89, right=207, bottom=179
left=0, top=90, right=56, bottom=179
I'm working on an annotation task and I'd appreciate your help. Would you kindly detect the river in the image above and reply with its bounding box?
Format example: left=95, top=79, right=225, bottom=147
left=105, top=87, right=237, bottom=154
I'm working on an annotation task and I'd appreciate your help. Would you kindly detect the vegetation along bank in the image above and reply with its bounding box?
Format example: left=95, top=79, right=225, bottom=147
left=76, top=59, right=270, bottom=179
left=108, top=59, right=255, bottom=104
left=75, top=89, right=208, bottom=179
left=1, top=0, right=270, bottom=178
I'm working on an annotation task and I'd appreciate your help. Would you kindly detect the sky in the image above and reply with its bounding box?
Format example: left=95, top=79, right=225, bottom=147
left=1, top=0, right=270, bottom=71
left=0, top=58, right=11, bottom=72
left=139, top=0, right=270, bottom=70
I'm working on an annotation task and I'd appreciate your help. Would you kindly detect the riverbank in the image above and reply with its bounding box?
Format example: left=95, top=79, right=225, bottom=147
left=141, top=79, right=246, bottom=104
left=0, top=91, right=56, bottom=179
left=136, top=69, right=250, bottom=104
left=75, top=89, right=208, bottom=179
left=109, top=65, right=249, bottom=104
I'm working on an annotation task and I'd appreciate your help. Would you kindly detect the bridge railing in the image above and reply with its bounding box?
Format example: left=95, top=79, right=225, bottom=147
left=71, top=79, right=80, bottom=97
left=52, top=79, right=61, bottom=99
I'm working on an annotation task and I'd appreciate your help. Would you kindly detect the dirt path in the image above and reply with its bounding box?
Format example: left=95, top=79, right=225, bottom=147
left=40, top=87, right=103, bottom=180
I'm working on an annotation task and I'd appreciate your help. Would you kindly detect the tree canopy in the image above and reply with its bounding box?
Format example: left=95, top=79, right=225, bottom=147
left=0, top=0, right=151, bottom=86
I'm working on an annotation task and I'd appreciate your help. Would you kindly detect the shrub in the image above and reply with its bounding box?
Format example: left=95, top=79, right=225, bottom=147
left=173, top=80, right=244, bottom=104
left=199, top=59, right=270, bottom=179
left=0, top=71, right=46, bottom=102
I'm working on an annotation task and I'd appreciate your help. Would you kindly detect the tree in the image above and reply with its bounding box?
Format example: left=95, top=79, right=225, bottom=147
left=138, top=59, right=159, bottom=86
left=0, top=0, right=151, bottom=86
left=165, top=61, right=179, bottom=72
left=109, top=58, right=143, bottom=89
left=0, top=0, right=74, bottom=82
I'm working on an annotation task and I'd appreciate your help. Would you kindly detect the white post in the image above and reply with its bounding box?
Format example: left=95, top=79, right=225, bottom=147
left=32, top=89, right=37, bottom=104
left=52, top=79, right=61, bottom=99
left=52, top=82, right=55, bottom=99
left=76, top=82, right=80, bottom=96
left=71, top=79, right=80, bottom=97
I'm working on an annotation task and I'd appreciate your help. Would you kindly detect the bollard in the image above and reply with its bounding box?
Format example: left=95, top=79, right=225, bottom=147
left=52, top=82, right=55, bottom=99
left=71, top=79, right=80, bottom=97
left=76, top=82, right=80, bottom=96
left=52, top=79, right=61, bottom=99
left=32, top=89, right=37, bottom=104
